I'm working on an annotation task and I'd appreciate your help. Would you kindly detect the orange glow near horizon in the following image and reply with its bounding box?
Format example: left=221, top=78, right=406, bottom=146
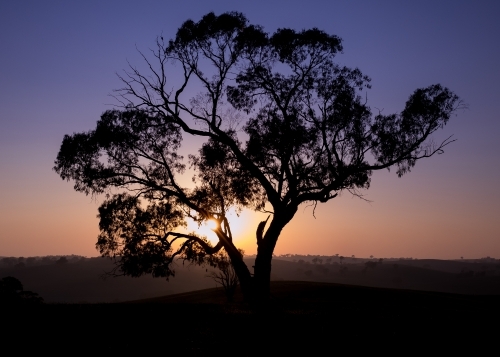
left=1, top=155, right=499, bottom=260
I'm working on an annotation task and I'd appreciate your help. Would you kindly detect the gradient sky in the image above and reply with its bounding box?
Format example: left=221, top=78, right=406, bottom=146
left=1, top=0, right=499, bottom=259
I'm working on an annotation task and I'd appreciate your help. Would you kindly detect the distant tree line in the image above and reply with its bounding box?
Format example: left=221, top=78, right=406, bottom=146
left=0, top=255, right=86, bottom=268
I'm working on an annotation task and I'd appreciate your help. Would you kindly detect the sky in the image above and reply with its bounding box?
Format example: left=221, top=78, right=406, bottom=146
left=1, top=0, right=499, bottom=259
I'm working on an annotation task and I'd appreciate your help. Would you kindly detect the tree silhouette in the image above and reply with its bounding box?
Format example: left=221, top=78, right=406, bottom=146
left=56, top=256, right=68, bottom=265
left=54, top=11, right=463, bottom=301
left=0, top=276, right=44, bottom=304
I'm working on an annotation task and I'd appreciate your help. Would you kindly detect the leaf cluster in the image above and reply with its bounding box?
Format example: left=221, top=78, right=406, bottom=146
left=54, top=109, right=183, bottom=196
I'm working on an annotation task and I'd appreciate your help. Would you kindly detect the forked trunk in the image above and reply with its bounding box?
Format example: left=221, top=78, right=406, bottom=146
left=229, top=253, right=255, bottom=300
left=228, top=208, right=296, bottom=303
left=249, top=209, right=296, bottom=302
left=229, top=246, right=271, bottom=303
left=252, top=222, right=282, bottom=301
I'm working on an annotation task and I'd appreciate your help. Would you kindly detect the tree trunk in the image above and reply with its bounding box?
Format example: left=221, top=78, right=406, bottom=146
left=229, top=252, right=255, bottom=301
left=253, top=246, right=273, bottom=301
left=225, top=207, right=296, bottom=303
left=252, top=208, right=296, bottom=302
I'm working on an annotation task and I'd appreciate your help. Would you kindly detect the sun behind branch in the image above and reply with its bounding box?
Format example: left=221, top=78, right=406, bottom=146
left=206, top=219, right=218, bottom=231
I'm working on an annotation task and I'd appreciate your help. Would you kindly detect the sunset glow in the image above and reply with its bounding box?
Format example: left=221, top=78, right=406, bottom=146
left=1, top=1, right=499, bottom=259
left=206, top=219, right=218, bottom=231
left=185, top=209, right=258, bottom=245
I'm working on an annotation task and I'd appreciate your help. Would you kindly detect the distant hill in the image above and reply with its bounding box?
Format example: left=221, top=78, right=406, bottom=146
left=0, top=256, right=218, bottom=303
left=1, top=255, right=500, bottom=303
left=268, top=258, right=500, bottom=295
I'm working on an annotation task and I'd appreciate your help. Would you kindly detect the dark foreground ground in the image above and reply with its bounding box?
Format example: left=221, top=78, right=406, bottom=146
left=3, top=281, right=499, bottom=353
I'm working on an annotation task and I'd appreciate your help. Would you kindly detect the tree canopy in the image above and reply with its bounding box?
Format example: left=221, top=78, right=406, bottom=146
left=54, top=11, right=462, bottom=300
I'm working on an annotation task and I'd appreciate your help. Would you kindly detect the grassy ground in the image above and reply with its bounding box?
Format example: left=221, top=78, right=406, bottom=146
left=3, top=281, right=499, bottom=353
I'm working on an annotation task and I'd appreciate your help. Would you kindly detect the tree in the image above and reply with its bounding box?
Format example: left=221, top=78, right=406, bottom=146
left=54, top=11, right=463, bottom=302
left=56, top=256, right=68, bottom=265
left=206, top=250, right=241, bottom=302
left=0, top=276, right=44, bottom=304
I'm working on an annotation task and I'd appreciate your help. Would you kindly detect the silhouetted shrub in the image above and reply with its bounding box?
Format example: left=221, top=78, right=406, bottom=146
left=206, top=250, right=240, bottom=302
left=56, top=257, right=68, bottom=265
left=0, top=276, right=44, bottom=304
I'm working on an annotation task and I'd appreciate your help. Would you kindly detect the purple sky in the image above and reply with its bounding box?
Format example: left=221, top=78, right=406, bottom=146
left=1, top=0, right=499, bottom=258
